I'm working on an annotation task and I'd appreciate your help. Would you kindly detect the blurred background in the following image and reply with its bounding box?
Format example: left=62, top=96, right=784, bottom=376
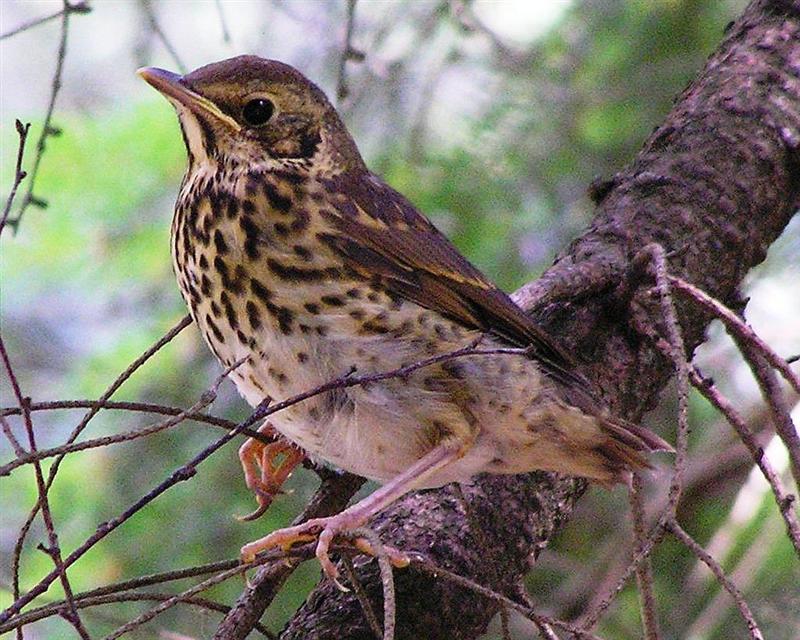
left=1, top=0, right=798, bottom=638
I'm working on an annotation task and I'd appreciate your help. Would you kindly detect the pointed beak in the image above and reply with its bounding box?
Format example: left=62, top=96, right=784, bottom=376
left=137, top=66, right=241, bottom=132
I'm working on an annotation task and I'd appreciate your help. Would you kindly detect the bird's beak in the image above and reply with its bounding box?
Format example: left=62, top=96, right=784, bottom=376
left=137, top=66, right=241, bottom=132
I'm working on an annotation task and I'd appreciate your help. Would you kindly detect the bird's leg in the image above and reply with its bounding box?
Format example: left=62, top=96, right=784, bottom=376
left=238, top=422, right=305, bottom=521
left=241, top=441, right=467, bottom=579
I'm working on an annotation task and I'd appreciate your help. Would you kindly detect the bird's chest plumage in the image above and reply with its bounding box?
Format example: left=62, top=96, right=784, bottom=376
left=170, top=165, right=467, bottom=478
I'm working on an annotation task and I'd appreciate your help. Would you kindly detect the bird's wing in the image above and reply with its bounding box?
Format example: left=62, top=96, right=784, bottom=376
left=318, top=172, right=586, bottom=390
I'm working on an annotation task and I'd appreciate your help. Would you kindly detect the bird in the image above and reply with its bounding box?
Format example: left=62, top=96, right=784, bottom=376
left=138, top=55, right=671, bottom=580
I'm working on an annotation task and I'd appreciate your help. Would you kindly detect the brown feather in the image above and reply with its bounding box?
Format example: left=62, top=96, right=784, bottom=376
left=320, top=172, right=590, bottom=391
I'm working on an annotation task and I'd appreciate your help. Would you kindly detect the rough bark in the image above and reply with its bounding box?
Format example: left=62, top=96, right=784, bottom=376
left=271, top=1, right=800, bottom=637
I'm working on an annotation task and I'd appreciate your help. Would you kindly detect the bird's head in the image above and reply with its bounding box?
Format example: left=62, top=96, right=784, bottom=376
left=138, top=55, right=364, bottom=175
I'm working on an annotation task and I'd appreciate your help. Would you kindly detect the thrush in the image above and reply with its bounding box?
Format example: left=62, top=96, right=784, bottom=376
left=139, top=56, right=671, bottom=579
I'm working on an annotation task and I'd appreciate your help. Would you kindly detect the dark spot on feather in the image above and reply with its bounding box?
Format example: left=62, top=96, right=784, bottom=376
left=304, top=302, right=320, bottom=314
left=246, top=300, right=262, bottom=330
left=349, top=309, right=365, bottom=320
left=200, top=274, right=212, bottom=296
left=210, top=300, right=222, bottom=318
left=263, top=182, right=292, bottom=213
left=274, top=222, right=289, bottom=236
left=250, top=278, right=272, bottom=302
left=213, top=230, right=228, bottom=255
left=293, top=245, right=312, bottom=261
left=321, top=295, right=345, bottom=307
left=277, top=307, right=294, bottom=334
left=220, top=290, right=238, bottom=330
left=296, top=351, right=308, bottom=363
left=229, top=265, right=246, bottom=295
left=198, top=254, right=208, bottom=270
left=213, top=256, right=228, bottom=283
left=205, top=314, right=224, bottom=343
left=291, top=208, right=310, bottom=232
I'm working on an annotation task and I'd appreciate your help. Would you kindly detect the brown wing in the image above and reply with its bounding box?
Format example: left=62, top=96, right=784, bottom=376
left=317, top=172, right=587, bottom=390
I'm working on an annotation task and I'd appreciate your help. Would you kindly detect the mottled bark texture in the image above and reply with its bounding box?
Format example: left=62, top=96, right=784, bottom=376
left=269, top=1, right=800, bottom=637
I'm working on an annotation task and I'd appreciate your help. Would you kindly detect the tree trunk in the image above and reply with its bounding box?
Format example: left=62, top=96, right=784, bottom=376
left=233, top=1, right=800, bottom=637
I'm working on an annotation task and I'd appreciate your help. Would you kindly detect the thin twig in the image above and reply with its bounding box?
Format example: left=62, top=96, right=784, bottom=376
left=665, top=519, right=764, bottom=640
left=0, top=338, right=90, bottom=639
left=4, top=591, right=274, bottom=639
left=411, top=558, right=602, bottom=640
left=0, top=120, right=30, bottom=236
left=690, top=366, right=800, bottom=557
left=579, top=520, right=668, bottom=630
left=629, top=473, right=661, bottom=640
left=349, top=528, right=396, bottom=640
left=0, top=1, right=90, bottom=40
left=10, top=0, right=77, bottom=231
left=336, top=0, right=362, bottom=103
left=0, top=358, right=249, bottom=623
left=213, top=0, right=231, bottom=43
left=0, top=415, right=27, bottom=457
left=7, top=315, right=194, bottom=610
left=644, top=245, right=691, bottom=512
left=1, top=400, right=239, bottom=476
left=102, top=565, right=247, bottom=639
left=735, top=338, right=800, bottom=489
left=341, top=555, right=383, bottom=639
left=667, top=275, right=800, bottom=395
left=141, top=0, right=187, bottom=74
left=0, top=398, right=236, bottom=430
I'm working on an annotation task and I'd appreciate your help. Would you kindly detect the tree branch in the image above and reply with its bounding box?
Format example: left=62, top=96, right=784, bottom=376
left=273, top=1, right=800, bottom=637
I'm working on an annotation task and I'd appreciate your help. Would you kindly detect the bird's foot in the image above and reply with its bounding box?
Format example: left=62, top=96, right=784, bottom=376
left=238, top=422, right=305, bottom=521
left=240, top=513, right=410, bottom=582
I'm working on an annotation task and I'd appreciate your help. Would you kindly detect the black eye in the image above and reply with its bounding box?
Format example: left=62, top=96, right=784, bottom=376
left=242, top=98, right=274, bottom=126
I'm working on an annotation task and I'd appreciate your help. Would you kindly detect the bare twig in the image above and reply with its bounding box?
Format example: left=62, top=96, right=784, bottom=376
left=141, top=0, right=187, bottom=74
left=5, top=315, right=194, bottom=613
left=213, top=0, right=231, bottom=43
left=579, top=520, right=667, bottom=630
left=4, top=591, right=274, bottom=639
left=668, top=275, right=800, bottom=395
left=629, top=473, right=660, bottom=640
left=0, top=358, right=249, bottom=623
left=665, top=519, right=764, bottom=640
left=644, top=245, right=691, bottom=511
left=0, top=120, right=30, bottom=236
left=690, top=366, right=800, bottom=557
left=0, top=398, right=236, bottom=430
left=736, top=339, right=800, bottom=488
left=0, top=415, right=26, bottom=457
left=349, top=528, right=397, bottom=640
left=411, top=558, right=602, bottom=640
left=9, top=1, right=81, bottom=231
left=341, top=554, right=383, bottom=639
left=0, top=338, right=90, bottom=638
left=336, top=0, right=363, bottom=103
left=0, top=1, right=90, bottom=40
left=102, top=565, right=248, bottom=639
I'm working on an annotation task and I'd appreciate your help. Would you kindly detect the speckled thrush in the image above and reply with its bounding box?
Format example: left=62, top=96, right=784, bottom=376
left=138, top=56, right=671, bottom=579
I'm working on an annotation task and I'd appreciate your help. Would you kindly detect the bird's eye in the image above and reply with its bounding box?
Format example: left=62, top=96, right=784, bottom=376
left=242, top=98, right=274, bottom=126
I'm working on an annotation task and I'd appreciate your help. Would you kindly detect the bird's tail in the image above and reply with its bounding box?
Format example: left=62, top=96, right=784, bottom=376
left=595, top=416, right=674, bottom=485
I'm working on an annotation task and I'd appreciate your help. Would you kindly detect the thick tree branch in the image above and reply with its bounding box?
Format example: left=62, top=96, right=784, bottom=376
left=217, top=1, right=800, bottom=637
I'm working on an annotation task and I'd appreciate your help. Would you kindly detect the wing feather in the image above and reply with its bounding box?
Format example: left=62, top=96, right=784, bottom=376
left=319, top=172, right=586, bottom=390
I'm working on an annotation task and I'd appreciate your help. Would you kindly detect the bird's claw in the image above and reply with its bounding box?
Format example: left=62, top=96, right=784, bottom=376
left=240, top=515, right=409, bottom=582
left=237, top=424, right=304, bottom=521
